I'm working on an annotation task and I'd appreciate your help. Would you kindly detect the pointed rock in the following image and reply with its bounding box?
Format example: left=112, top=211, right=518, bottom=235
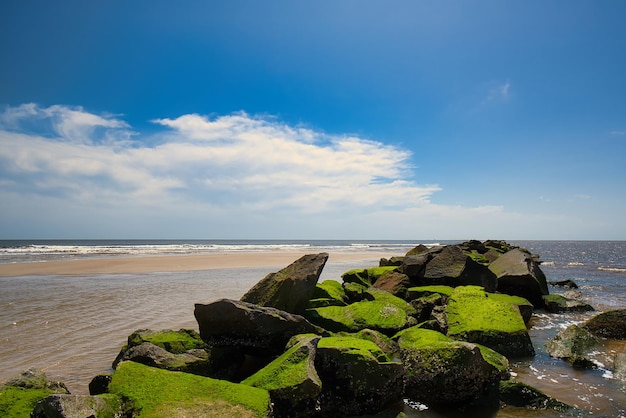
left=241, top=253, right=329, bottom=315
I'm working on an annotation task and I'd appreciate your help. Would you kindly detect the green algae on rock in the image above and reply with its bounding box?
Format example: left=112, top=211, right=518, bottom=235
left=0, top=368, right=70, bottom=418
left=445, top=286, right=535, bottom=357
left=341, top=266, right=397, bottom=287
left=315, top=336, right=405, bottom=416
left=394, top=327, right=509, bottom=405
left=242, top=335, right=321, bottom=418
left=109, top=361, right=271, bottom=418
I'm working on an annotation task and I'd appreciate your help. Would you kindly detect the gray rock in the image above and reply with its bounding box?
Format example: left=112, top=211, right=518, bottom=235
left=241, top=253, right=328, bottom=315
left=422, top=245, right=498, bottom=292
left=32, top=394, right=120, bottom=418
left=489, top=248, right=549, bottom=308
left=542, top=294, right=594, bottom=313
left=194, top=298, right=326, bottom=355
left=545, top=324, right=599, bottom=368
left=114, top=342, right=213, bottom=373
left=582, top=309, right=626, bottom=339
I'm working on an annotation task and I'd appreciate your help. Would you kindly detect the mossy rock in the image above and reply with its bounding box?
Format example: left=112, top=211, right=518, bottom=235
left=542, top=294, right=594, bottom=314
left=0, top=369, right=69, bottom=418
left=545, top=324, right=599, bottom=368
left=367, top=288, right=417, bottom=316
left=32, top=394, right=122, bottom=418
left=407, top=285, right=454, bottom=300
left=341, top=266, right=397, bottom=287
left=487, top=293, right=534, bottom=325
left=306, top=298, right=414, bottom=336
left=315, top=336, right=405, bottom=415
left=125, top=329, right=207, bottom=354
left=498, top=380, right=574, bottom=412
left=307, top=297, right=347, bottom=308
left=343, top=281, right=372, bottom=302
left=445, top=286, right=534, bottom=358
left=312, top=280, right=346, bottom=301
left=334, top=329, right=400, bottom=359
left=582, top=308, right=626, bottom=339
left=242, top=335, right=321, bottom=418
left=394, top=327, right=509, bottom=405
left=109, top=361, right=271, bottom=417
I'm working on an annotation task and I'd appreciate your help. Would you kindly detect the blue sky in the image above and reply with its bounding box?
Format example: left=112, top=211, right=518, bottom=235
left=1, top=1, right=625, bottom=240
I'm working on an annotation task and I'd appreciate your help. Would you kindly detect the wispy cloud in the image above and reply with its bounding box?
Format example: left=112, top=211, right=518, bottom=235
left=484, top=80, right=512, bottom=103
left=0, top=104, right=440, bottom=215
left=609, top=130, right=626, bottom=136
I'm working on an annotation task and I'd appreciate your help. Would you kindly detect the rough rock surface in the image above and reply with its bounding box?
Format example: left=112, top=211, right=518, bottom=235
left=194, top=298, right=326, bottom=355
left=242, top=335, right=322, bottom=418
left=498, top=380, right=574, bottom=412
left=545, top=324, right=599, bottom=368
left=422, top=245, right=498, bottom=292
left=582, top=309, right=626, bottom=339
left=372, top=270, right=411, bottom=299
left=489, top=248, right=549, bottom=308
left=542, top=294, right=594, bottom=313
left=0, top=369, right=70, bottom=418
left=114, top=342, right=213, bottom=374
left=32, top=394, right=120, bottom=418
left=445, top=286, right=534, bottom=358
left=314, top=336, right=405, bottom=416
left=241, top=253, right=329, bottom=315
left=395, top=327, right=509, bottom=405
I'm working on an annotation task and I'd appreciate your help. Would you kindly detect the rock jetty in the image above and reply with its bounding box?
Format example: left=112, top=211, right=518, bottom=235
left=4, top=241, right=621, bottom=417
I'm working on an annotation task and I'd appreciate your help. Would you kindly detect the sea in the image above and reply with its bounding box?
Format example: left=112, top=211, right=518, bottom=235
left=1, top=240, right=625, bottom=417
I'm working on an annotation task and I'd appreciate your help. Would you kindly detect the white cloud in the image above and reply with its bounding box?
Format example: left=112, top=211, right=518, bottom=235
left=609, top=130, right=626, bottom=136
left=484, top=80, right=512, bottom=103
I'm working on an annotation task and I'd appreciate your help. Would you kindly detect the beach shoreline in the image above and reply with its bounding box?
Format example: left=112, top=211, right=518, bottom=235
left=0, top=251, right=393, bottom=277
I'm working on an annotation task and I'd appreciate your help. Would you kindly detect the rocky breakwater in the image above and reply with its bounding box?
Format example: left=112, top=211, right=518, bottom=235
left=4, top=241, right=622, bottom=417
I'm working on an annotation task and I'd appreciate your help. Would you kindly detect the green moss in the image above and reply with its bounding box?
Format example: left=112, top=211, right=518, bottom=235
left=367, top=288, right=416, bottom=315
left=446, top=286, right=526, bottom=336
left=407, top=285, right=454, bottom=299
left=127, top=329, right=206, bottom=354
left=307, top=299, right=410, bottom=335
left=318, top=336, right=390, bottom=363
left=0, top=387, right=56, bottom=418
left=312, top=280, right=346, bottom=301
left=109, top=362, right=270, bottom=417
left=467, top=250, right=490, bottom=265
left=242, top=337, right=319, bottom=391
left=488, top=293, right=533, bottom=308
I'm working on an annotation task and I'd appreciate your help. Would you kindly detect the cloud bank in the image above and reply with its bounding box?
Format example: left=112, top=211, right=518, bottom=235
left=3, top=103, right=590, bottom=239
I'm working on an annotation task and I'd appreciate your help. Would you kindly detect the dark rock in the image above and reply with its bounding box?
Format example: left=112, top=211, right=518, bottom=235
left=315, top=336, right=405, bottom=416
left=32, top=394, right=121, bottom=418
left=489, top=248, right=549, bottom=308
left=498, top=380, right=576, bottom=412
left=2, top=368, right=68, bottom=393
left=395, top=328, right=509, bottom=405
left=545, top=324, right=599, bottom=368
left=342, top=281, right=373, bottom=302
left=582, top=309, right=626, bottom=339
left=372, top=271, right=411, bottom=299
left=398, top=254, right=431, bottom=283
left=240, top=253, right=328, bottom=315
left=88, top=375, right=111, bottom=395
left=242, top=335, right=322, bottom=418
left=113, top=342, right=217, bottom=374
left=460, top=239, right=488, bottom=253
left=542, top=294, right=594, bottom=313
left=406, top=244, right=429, bottom=256
left=194, top=298, right=326, bottom=356
left=445, top=286, right=535, bottom=358
left=422, top=245, right=498, bottom=292
left=379, top=256, right=405, bottom=267
left=341, top=266, right=397, bottom=287
left=549, top=279, right=579, bottom=289
left=410, top=293, right=446, bottom=323
left=483, top=240, right=515, bottom=254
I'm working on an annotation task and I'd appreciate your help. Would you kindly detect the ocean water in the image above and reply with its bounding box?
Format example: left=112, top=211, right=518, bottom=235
left=0, top=240, right=625, bottom=417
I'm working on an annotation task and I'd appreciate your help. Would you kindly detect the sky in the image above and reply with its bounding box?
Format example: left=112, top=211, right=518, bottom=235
left=1, top=1, right=625, bottom=240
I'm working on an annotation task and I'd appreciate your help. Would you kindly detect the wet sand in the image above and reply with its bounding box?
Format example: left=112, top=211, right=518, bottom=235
left=0, top=251, right=392, bottom=277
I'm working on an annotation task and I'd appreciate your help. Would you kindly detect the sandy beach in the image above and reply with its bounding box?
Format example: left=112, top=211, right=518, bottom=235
left=0, top=251, right=392, bottom=277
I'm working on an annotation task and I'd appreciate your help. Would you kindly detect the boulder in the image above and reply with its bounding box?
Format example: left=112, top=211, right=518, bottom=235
left=109, top=361, right=272, bottom=417
left=372, top=270, right=411, bottom=299
left=487, top=293, right=534, bottom=325
left=398, top=253, right=432, bottom=283
left=342, top=281, right=373, bottom=302
left=445, top=286, right=535, bottom=358
left=582, top=309, right=626, bottom=339
left=240, top=253, right=328, bottom=315
left=308, top=280, right=347, bottom=308
left=113, top=342, right=213, bottom=374
left=545, top=324, right=599, bottom=368
left=314, top=336, right=405, bottom=416
left=379, top=256, right=405, bottom=267
left=341, top=266, right=397, bottom=287
left=422, top=245, right=498, bottom=292
left=488, top=248, right=549, bottom=308
left=194, top=299, right=326, bottom=356
left=88, top=375, right=111, bottom=396
left=549, top=279, right=579, bottom=289
left=410, top=293, right=447, bottom=323
left=0, top=369, right=69, bottom=418
left=32, top=394, right=121, bottom=418
left=394, top=327, right=509, bottom=405
left=242, top=335, right=321, bottom=418
left=542, top=294, right=594, bottom=314
left=498, top=380, right=576, bottom=412
left=305, top=291, right=416, bottom=336
left=406, top=244, right=429, bottom=256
